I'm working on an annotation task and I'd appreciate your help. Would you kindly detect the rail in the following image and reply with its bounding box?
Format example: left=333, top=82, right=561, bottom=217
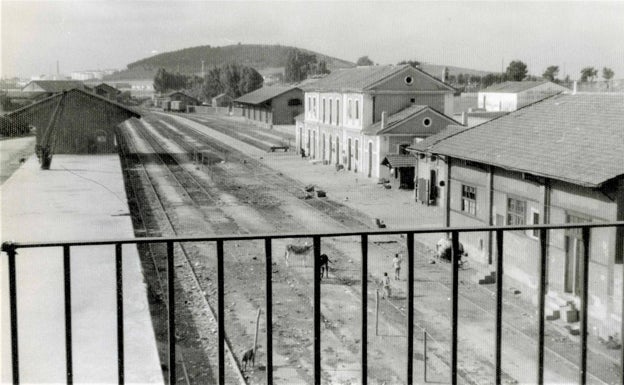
left=3, top=221, right=624, bottom=385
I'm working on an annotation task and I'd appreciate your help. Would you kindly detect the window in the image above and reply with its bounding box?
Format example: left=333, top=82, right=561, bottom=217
left=322, top=98, right=326, bottom=123
left=307, top=97, right=311, bottom=116
left=405, top=76, right=413, bottom=85
left=461, top=185, right=476, bottom=216
left=329, top=99, right=332, bottom=124
left=355, top=100, right=359, bottom=119
left=507, top=198, right=526, bottom=225
left=336, top=100, right=340, bottom=125
left=530, top=208, right=540, bottom=238
left=348, top=99, right=352, bottom=119
left=423, top=117, right=432, bottom=127
left=313, top=98, right=317, bottom=118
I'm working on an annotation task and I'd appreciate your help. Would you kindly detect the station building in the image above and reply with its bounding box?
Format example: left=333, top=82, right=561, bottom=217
left=295, top=64, right=457, bottom=181
left=410, top=92, right=624, bottom=337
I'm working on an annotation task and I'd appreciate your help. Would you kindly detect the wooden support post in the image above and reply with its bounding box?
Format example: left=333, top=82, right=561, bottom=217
left=253, top=308, right=261, bottom=355
left=423, top=330, right=428, bottom=383
left=375, top=290, right=379, bottom=336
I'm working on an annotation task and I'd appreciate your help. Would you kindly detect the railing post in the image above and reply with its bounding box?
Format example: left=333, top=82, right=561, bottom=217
left=450, top=231, right=459, bottom=385
left=407, top=233, right=415, bottom=385
left=313, top=235, right=321, bottom=385
left=579, top=227, right=590, bottom=385
left=115, top=243, right=124, bottom=385
left=265, top=238, right=273, bottom=385
left=3, top=241, right=20, bottom=384
left=361, top=234, right=368, bottom=385
left=495, top=230, right=504, bottom=385
left=217, top=240, right=225, bottom=385
left=537, top=228, right=548, bottom=385
left=63, top=245, right=73, bottom=384
left=167, top=241, right=176, bottom=385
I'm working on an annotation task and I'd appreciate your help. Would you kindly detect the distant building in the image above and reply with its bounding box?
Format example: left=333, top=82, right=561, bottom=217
left=5, top=88, right=140, bottom=154
left=297, top=64, right=456, bottom=180
left=410, top=93, right=624, bottom=338
left=234, top=86, right=304, bottom=126
left=212, top=93, right=232, bottom=107
left=94, top=83, right=121, bottom=100
left=22, top=80, right=86, bottom=93
left=477, top=81, right=568, bottom=112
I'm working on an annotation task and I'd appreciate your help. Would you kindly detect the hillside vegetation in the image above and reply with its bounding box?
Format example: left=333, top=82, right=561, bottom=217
left=105, top=44, right=355, bottom=80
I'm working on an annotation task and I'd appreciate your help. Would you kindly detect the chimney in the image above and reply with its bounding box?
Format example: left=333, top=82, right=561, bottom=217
left=461, top=112, right=468, bottom=126
left=381, top=111, right=387, bottom=130
left=572, top=80, right=577, bottom=95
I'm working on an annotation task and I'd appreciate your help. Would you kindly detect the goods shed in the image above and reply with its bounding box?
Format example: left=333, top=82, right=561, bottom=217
left=5, top=88, right=140, bottom=155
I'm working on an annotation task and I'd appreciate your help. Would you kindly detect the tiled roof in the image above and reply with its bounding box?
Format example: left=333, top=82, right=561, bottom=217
left=408, top=125, right=468, bottom=152
left=23, top=80, right=85, bottom=92
left=6, top=88, right=140, bottom=120
left=428, top=93, right=624, bottom=187
left=480, top=81, right=564, bottom=93
left=363, top=104, right=458, bottom=135
left=301, top=64, right=454, bottom=93
left=381, top=154, right=418, bottom=168
left=234, top=86, right=300, bottom=105
left=363, top=105, right=428, bottom=135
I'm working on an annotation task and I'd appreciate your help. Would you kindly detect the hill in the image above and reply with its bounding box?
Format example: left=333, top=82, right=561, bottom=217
left=105, top=44, right=356, bottom=80
left=418, top=63, right=493, bottom=79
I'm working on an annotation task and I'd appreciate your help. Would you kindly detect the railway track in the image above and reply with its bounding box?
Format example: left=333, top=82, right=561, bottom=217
left=148, top=111, right=620, bottom=384
left=119, top=121, right=248, bottom=385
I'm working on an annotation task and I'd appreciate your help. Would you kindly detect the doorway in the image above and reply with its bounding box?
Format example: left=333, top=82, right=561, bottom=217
left=564, top=214, right=589, bottom=295
left=347, top=138, right=352, bottom=170
left=329, top=136, right=333, bottom=164
left=336, top=137, right=340, bottom=165
left=368, top=142, right=373, bottom=177
left=322, top=134, right=326, bottom=162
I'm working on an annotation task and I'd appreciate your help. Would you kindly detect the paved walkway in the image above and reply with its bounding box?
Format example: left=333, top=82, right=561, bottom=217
left=0, top=136, right=35, bottom=184
left=1, top=155, right=163, bottom=384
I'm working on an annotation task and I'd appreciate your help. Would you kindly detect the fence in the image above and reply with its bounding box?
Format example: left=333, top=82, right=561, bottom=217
left=3, top=222, right=624, bottom=385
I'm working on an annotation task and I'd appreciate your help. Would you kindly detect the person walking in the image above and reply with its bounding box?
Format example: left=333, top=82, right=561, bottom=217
left=392, top=253, right=403, bottom=280
left=381, top=272, right=391, bottom=299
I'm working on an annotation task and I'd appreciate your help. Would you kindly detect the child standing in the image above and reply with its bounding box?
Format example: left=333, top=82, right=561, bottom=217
left=381, top=272, right=391, bottom=299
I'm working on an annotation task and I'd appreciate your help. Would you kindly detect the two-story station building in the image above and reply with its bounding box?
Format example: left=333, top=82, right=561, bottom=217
left=295, top=64, right=457, bottom=181
left=410, top=93, right=624, bottom=337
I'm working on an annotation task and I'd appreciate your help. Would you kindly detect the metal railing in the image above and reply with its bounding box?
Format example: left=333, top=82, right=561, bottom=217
left=3, top=222, right=624, bottom=385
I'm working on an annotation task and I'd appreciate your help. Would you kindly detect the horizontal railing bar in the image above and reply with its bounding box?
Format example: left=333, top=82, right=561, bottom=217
left=3, top=222, right=624, bottom=249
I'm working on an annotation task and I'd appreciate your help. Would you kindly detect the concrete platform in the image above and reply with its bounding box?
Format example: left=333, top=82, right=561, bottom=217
left=1, top=155, right=163, bottom=384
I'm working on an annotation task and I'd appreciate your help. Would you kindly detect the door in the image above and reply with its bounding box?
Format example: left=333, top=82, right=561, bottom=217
left=564, top=214, right=589, bottom=295
left=336, top=137, right=340, bottom=165
left=347, top=138, right=352, bottom=170
left=430, top=169, right=438, bottom=203
left=299, top=126, right=303, bottom=150
left=312, top=131, right=316, bottom=158
left=368, top=142, right=373, bottom=177
left=322, top=134, right=326, bottom=161
left=329, top=136, right=333, bottom=164
left=354, top=139, right=359, bottom=172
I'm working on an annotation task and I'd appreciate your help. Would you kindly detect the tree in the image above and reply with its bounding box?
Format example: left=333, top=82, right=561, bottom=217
left=284, top=49, right=318, bottom=82
left=238, top=66, right=264, bottom=95
left=356, top=56, right=374, bottom=66
left=202, top=67, right=224, bottom=99
left=315, top=60, right=331, bottom=75
left=542, top=66, right=559, bottom=82
left=153, top=68, right=189, bottom=93
left=397, top=60, right=421, bottom=68
left=602, top=67, right=615, bottom=88
left=481, top=73, right=505, bottom=88
left=580, top=67, right=598, bottom=83
left=505, top=60, right=528, bottom=81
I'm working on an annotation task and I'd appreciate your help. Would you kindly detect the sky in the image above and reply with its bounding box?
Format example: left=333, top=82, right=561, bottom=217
left=2, top=1, right=624, bottom=80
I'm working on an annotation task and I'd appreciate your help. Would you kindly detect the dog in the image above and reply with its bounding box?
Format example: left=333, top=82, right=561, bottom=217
left=320, top=253, right=332, bottom=279
left=242, top=347, right=255, bottom=371
left=284, top=242, right=312, bottom=266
